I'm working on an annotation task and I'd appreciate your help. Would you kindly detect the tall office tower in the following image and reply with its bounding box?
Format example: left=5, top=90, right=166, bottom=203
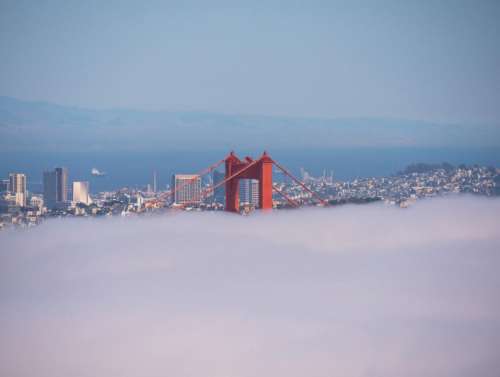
left=0, top=179, right=9, bottom=192
left=43, top=167, right=68, bottom=209
left=171, top=174, right=201, bottom=205
left=135, top=193, right=144, bottom=208
left=239, top=179, right=250, bottom=204
left=212, top=170, right=225, bottom=204
left=153, top=171, right=158, bottom=193
left=72, top=181, right=91, bottom=205
left=250, top=179, right=259, bottom=207
left=239, top=179, right=260, bottom=207
left=43, top=171, right=56, bottom=209
left=9, top=173, right=27, bottom=207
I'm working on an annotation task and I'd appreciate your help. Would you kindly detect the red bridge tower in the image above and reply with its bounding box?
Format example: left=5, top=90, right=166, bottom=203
left=225, top=151, right=273, bottom=212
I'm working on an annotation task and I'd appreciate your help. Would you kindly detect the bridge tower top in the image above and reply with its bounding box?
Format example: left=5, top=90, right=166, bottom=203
left=224, top=152, right=273, bottom=212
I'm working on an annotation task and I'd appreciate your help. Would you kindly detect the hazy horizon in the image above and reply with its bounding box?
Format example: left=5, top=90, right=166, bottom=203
left=2, top=95, right=500, bottom=193
left=4, top=94, right=495, bottom=125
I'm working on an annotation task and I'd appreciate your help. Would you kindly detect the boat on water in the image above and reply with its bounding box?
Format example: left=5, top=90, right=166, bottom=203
left=91, top=168, right=106, bottom=177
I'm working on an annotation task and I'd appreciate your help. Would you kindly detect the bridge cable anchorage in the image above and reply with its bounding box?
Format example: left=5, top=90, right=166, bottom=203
left=272, top=185, right=300, bottom=207
left=160, top=158, right=225, bottom=201
left=271, top=159, right=329, bottom=206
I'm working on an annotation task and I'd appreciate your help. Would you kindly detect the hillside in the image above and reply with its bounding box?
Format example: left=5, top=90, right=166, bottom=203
left=1, top=96, right=499, bottom=152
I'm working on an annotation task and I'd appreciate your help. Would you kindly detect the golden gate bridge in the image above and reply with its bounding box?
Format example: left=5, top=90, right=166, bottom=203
left=157, top=151, right=328, bottom=212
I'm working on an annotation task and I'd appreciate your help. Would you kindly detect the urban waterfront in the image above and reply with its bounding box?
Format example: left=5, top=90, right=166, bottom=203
left=1, top=157, right=499, bottom=231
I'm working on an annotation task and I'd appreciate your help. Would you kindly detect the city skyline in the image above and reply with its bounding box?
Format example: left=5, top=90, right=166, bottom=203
left=1, top=152, right=498, bottom=231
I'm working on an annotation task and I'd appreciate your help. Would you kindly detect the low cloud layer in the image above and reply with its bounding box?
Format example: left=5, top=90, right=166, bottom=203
left=1, top=196, right=500, bottom=377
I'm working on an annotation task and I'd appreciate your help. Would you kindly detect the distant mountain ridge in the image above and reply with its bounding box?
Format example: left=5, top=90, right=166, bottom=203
left=1, top=96, right=499, bottom=152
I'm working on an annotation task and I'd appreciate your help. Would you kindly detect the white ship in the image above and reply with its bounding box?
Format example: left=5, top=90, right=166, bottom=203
left=91, top=168, right=106, bottom=177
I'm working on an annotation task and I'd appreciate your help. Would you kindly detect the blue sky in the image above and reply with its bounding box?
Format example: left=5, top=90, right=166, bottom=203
left=1, top=0, right=499, bottom=123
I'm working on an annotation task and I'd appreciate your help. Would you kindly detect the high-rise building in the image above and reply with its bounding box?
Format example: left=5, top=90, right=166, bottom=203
left=53, top=167, right=68, bottom=203
left=171, top=174, right=201, bottom=205
left=239, top=179, right=259, bottom=207
left=9, top=173, right=27, bottom=207
left=72, top=181, right=91, bottom=205
left=43, top=171, right=56, bottom=209
left=212, top=170, right=225, bottom=204
left=153, top=171, right=158, bottom=193
left=239, top=179, right=249, bottom=204
left=135, top=193, right=144, bottom=208
left=43, top=167, right=68, bottom=209
left=240, top=179, right=259, bottom=207
left=250, top=179, right=259, bottom=207
left=0, top=179, right=9, bottom=192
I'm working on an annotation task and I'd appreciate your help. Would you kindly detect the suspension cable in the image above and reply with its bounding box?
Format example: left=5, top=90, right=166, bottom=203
left=204, top=158, right=261, bottom=197
left=174, top=158, right=262, bottom=208
left=271, top=160, right=328, bottom=205
left=165, top=154, right=328, bottom=209
left=272, top=185, right=300, bottom=207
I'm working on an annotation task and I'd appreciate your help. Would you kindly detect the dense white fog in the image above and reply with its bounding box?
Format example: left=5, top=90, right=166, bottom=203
left=1, top=196, right=500, bottom=377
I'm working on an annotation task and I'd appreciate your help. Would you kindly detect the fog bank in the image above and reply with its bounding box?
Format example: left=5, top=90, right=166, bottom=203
left=1, top=196, right=500, bottom=377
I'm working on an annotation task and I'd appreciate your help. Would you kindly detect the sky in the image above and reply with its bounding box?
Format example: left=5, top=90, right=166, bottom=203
left=1, top=196, right=500, bottom=376
left=1, top=0, right=499, bottom=124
